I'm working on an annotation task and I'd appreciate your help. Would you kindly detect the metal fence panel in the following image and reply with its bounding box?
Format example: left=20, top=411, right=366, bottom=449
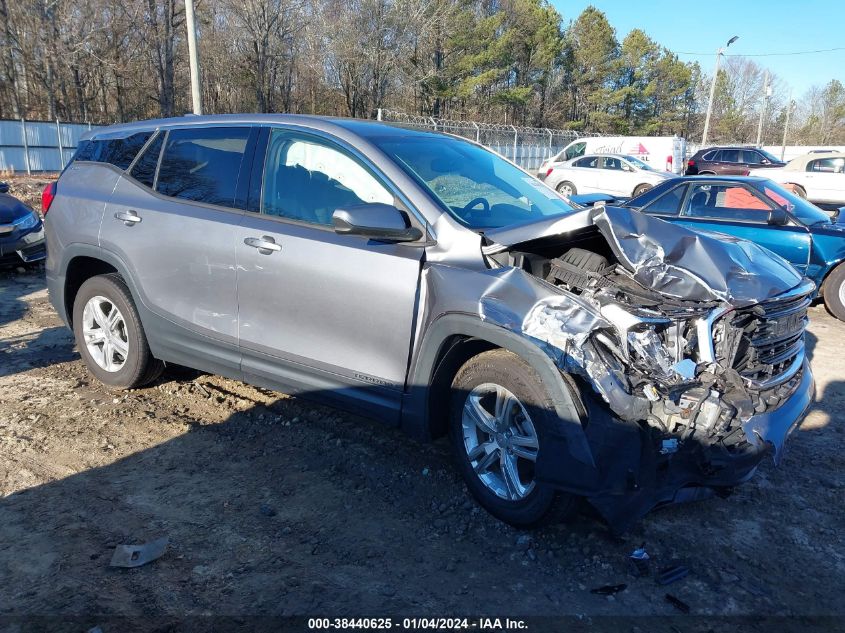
left=0, top=119, right=97, bottom=173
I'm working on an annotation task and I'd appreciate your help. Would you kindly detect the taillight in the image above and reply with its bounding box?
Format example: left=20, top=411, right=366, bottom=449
left=41, top=182, right=56, bottom=215
left=546, top=168, right=553, bottom=177
left=687, top=159, right=695, bottom=167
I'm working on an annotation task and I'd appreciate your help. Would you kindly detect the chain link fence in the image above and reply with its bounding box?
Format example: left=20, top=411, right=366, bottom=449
left=378, top=110, right=606, bottom=171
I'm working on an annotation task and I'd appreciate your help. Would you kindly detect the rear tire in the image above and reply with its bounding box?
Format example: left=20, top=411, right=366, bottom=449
left=632, top=183, right=652, bottom=197
left=556, top=181, right=577, bottom=196
left=449, top=349, right=579, bottom=528
left=72, top=273, right=163, bottom=389
left=823, top=264, right=845, bottom=321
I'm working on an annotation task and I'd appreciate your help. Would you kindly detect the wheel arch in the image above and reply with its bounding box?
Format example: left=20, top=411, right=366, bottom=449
left=402, top=314, right=594, bottom=467
left=55, top=245, right=140, bottom=328
left=819, top=258, right=845, bottom=294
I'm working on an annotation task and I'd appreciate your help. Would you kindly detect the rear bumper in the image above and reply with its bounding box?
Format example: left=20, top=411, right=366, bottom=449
left=0, top=227, right=46, bottom=265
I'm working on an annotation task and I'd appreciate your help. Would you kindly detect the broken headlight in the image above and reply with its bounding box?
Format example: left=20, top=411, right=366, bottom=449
left=599, top=304, right=699, bottom=387
left=627, top=327, right=676, bottom=382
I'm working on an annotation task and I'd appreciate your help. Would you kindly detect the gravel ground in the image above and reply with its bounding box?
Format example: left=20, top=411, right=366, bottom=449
left=0, top=263, right=844, bottom=630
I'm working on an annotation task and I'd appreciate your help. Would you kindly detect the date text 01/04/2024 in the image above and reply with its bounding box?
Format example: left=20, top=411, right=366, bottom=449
left=307, top=618, right=528, bottom=630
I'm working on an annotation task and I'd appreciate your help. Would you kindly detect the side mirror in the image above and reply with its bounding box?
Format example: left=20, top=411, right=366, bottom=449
left=0, top=182, right=9, bottom=194
left=332, top=203, right=423, bottom=242
left=761, top=158, right=770, bottom=165
left=768, top=207, right=789, bottom=225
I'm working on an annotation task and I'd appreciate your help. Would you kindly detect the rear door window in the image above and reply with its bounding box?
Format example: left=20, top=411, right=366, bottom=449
left=573, top=156, right=598, bottom=168
left=156, top=127, right=251, bottom=208
left=719, top=149, right=740, bottom=163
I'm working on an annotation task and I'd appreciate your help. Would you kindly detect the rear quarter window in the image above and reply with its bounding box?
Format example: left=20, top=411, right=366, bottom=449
left=74, top=132, right=154, bottom=170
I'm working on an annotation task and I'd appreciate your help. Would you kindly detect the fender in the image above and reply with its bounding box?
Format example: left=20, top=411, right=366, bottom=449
left=401, top=313, right=596, bottom=469
left=47, top=242, right=141, bottom=327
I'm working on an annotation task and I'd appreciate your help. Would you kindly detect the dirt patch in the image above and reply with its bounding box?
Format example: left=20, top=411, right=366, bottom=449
left=0, top=267, right=843, bottom=624
left=1, top=173, right=58, bottom=212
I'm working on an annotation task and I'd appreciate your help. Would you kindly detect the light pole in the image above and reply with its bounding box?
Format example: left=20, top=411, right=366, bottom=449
left=185, top=0, right=202, bottom=115
left=781, top=94, right=794, bottom=161
left=701, top=35, right=738, bottom=146
left=756, top=70, right=771, bottom=148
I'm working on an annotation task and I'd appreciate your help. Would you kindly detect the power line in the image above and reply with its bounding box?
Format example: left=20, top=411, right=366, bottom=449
left=675, top=46, right=845, bottom=57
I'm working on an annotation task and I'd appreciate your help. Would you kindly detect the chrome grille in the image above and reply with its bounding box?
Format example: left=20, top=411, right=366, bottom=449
left=715, top=281, right=814, bottom=389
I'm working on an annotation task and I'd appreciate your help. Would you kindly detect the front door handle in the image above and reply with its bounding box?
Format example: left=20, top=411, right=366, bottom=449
left=244, top=236, right=282, bottom=254
left=114, top=210, right=142, bottom=226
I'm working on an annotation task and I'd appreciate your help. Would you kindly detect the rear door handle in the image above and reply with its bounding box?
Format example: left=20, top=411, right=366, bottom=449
left=244, top=236, right=281, bottom=253
left=114, top=210, right=142, bottom=226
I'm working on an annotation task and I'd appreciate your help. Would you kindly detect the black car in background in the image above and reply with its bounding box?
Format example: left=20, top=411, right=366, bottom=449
left=0, top=181, right=46, bottom=267
left=686, top=146, right=786, bottom=176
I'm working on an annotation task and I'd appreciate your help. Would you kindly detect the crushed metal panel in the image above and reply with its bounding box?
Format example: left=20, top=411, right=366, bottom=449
left=589, top=205, right=803, bottom=307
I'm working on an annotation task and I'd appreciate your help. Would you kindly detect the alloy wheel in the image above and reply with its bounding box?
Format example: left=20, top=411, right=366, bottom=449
left=81, top=295, right=129, bottom=372
left=461, top=383, right=539, bottom=500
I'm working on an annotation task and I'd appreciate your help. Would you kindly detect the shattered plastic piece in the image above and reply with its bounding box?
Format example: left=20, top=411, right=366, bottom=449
left=628, top=546, right=650, bottom=577
left=660, top=439, right=679, bottom=455
left=643, top=384, right=660, bottom=402
left=672, top=358, right=697, bottom=380
left=109, top=537, right=169, bottom=568
left=665, top=593, right=691, bottom=614
left=656, top=564, right=689, bottom=585
left=590, top=583, right=627, bottom=595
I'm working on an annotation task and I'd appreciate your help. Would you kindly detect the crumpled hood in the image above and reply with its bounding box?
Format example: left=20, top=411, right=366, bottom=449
left=485, top=205, right=804, bottom=308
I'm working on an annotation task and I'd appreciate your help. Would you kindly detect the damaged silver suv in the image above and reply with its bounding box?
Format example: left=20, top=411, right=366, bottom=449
left=44, top=115, right=815, bottom=529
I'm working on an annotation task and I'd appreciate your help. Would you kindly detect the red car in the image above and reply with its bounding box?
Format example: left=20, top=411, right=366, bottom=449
left=686, top=146, right=785, bottom=176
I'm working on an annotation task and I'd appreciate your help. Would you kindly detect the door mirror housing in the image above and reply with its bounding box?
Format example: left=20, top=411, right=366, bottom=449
left=0, top=182, right=9, bottom=194
left=333, top=203, right=423, bottom=242
left=768, top=207, right=789, bottom=225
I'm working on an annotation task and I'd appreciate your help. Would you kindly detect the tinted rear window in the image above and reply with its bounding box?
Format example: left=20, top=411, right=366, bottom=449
left=129, top=132, right=164, bottom=188
left=719, top=149, right=740, bottom=162
left=156, top=128, right=250, bottom=207
left=74, top=132, right=153, bottom=170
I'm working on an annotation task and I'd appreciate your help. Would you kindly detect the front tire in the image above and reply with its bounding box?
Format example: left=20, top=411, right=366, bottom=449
left=633, top=183, right=653, bottom=197
left=72, top=274, right=163, bottom=388
left=556, top=181, right=577, bottom=196
left=823, top=264, right=845, bottom=321
left=449, top=349, right=578, bottom=527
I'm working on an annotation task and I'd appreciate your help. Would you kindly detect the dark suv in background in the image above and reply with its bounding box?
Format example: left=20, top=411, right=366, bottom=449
left=686, top=146, right=785, bottom=176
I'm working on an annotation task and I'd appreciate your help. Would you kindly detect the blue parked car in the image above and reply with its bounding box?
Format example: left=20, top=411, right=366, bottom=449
left=0, top=181, right=46, bottom=267
left=620, top=176, right=845, bottom=320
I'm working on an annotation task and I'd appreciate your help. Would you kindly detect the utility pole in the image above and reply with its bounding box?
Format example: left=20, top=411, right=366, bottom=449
left=781, top=93, right=794, bottom=161
left=185, top=0, right=202, bottom=115
left=756, top=70, right=771, bottom=148
left=702, top=35, right=739, bottom=147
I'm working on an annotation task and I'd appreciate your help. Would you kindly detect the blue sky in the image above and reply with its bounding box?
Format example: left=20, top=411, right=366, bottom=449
left=549, top=0, right=845, bottom=97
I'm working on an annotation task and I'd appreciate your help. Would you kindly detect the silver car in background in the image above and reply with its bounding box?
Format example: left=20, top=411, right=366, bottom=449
left=543, top=153, right=676, bottom=198
left=44, top=115, right=814, bottom=530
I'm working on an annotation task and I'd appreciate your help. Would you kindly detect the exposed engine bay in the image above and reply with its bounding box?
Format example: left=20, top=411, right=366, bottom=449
left=486, top=222, right=811, bottom=463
